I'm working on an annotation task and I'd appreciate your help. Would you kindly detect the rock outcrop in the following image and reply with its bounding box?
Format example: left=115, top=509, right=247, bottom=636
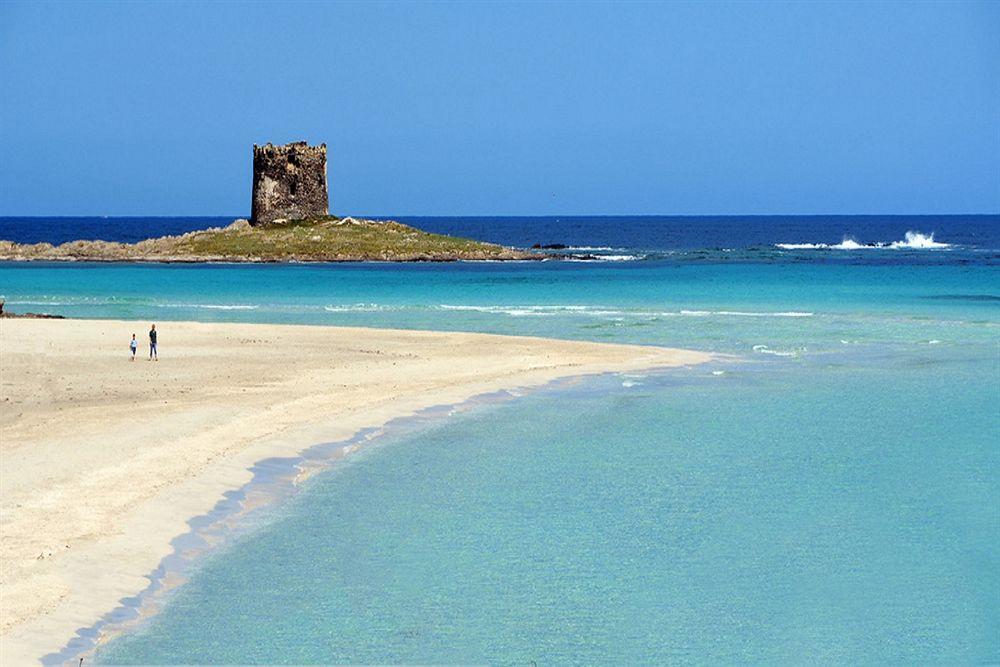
left=251, top=142, right=329, bottom=226
left=0, top=300, right=64, bottom=318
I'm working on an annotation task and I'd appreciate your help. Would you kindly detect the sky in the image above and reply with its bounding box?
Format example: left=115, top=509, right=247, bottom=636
left=1, top=1, right=997, bottom=216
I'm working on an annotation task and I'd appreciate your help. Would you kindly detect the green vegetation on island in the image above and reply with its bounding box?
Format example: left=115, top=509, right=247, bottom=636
left=0, top=217, right=541, bottom=263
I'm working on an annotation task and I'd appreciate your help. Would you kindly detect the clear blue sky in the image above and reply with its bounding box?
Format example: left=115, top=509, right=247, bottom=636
left=1, top=1, right=997, bottom=216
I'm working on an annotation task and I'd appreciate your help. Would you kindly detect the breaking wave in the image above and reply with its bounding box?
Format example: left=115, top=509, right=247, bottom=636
left=565, top=254, right=645, bottom=262
left=889, top=231, right=952, bottom=249
left=775, top=231, right=951, bottom=251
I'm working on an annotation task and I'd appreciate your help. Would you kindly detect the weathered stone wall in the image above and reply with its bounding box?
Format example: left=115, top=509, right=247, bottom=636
left=250, top=142, right=329, bottom=226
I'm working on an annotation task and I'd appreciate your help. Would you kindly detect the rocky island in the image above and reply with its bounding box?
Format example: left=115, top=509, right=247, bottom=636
left=0, top=142, right=539, bottom=263
left=0, top=216, right=538, bottom=262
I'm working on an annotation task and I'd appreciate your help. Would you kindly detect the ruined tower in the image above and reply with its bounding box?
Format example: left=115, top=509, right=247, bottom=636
left=250, top=142, right=329, bottom=226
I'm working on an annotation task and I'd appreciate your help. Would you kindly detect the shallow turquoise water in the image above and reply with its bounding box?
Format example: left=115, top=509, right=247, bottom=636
left=4, top=254, right=996, bottom=664
left=94, top=354, right=998, bottom=663
left=2, top=261, right=997, bottom=355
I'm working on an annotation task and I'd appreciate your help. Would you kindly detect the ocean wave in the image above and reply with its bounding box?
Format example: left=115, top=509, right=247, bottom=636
left=436, top=304, right=817, bottom=319
left=3, top=296, right=148, bottom=306
left=6, top=298, right=263, bottom=310
left=774, top=243, right=826, bottom=250
left=156, top=303, right=259, bottom=310
left=4, top=297, right=819, bottom=322
left=4, top=299, right=87, bottom=307
left=752, top=344, right=800, bottom=357
left=775, top=231, right=951, bottom=251
left=438, top=304, right=600, bottom=317
left=565, top=253, right=644, bottom=262
left=677, top=310, right=813, bottom=318
left=323, top=303, right=408, bottom=312
left=890, top=231, right=951, bottom=249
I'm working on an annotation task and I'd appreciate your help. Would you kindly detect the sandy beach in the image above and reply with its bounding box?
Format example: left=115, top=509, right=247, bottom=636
left=0, top=318, right=709, bottom=663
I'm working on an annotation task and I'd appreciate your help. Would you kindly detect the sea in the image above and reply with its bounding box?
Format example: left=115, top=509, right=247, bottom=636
left=1, top=215, right=997, bottom=664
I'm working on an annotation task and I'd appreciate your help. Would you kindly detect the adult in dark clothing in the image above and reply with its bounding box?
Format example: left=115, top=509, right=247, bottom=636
left=149, top=324, right=158, bottom=361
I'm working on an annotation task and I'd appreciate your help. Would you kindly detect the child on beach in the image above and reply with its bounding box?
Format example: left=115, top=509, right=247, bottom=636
left=129, top=333, right=137, bottom=361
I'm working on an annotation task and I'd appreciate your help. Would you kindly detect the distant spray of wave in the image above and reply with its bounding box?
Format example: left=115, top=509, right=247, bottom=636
left=775, top=231, right=951, bottom=251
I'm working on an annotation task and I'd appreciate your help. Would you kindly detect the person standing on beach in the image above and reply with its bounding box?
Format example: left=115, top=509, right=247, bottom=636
left=149, top=324, right=158, bottom=361
left=129, top=333, right=137, bottom=361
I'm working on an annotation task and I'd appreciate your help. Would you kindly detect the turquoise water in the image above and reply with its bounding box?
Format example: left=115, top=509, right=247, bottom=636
left=2, top=261, right=997, bottom=355
left=93, top=357, right=998, bottom=664
left=3, top=234, right=997, bottom=663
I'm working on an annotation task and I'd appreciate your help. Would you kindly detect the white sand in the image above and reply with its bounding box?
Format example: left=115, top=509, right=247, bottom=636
left=0, top=318, right=709, bottom=663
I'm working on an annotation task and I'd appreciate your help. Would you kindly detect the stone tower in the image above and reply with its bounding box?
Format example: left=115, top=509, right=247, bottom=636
left=250, top=142, right=329, bottom=226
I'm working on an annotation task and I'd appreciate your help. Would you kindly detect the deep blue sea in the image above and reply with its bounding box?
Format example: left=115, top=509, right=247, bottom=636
left=1, top=215, right=997, bottom=664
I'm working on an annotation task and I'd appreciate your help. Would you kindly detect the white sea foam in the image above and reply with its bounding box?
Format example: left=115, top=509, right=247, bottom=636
left=323, top=303, right=403, bottom=312
left=775, top=231, right=951, bottom=251
left=436, top=305, right=817, bottom=319
left=830, top=238, right=868, bottom=250
left=566, top=254, right=644, bottom=262
left=9, top=298, right=264, bottom=311
left=774, top=243, right=826, bottom=250
left=679, top=309, right=813, bottom=318
left=889, top=231, right=951, bottom=249
left=437, top=304, right=599, bottom=317
left=714, top=310, right=813, bottom=318
left=5, top=300, right=80, bottom=307
left=752, top=344, right=800, bottom=357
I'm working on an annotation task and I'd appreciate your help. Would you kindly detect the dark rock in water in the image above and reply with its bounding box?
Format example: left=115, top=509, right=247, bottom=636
left=532, top=243, right=568, bottom=250
left=0, top=299, right=64, bottom=318
left=1, top=311, right=65, bottom=319
left=251, top=142, right=329, bottom=226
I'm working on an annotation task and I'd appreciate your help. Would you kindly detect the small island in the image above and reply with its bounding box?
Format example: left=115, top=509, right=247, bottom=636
left=0, top=142, right=540, bottom=263
left=0, top=216, right=539, bottom=262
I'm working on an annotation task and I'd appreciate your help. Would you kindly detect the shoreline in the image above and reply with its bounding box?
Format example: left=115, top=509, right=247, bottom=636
left=47, top=373, right=635, bottom=664
left=1, top=318, right=711, bottom=664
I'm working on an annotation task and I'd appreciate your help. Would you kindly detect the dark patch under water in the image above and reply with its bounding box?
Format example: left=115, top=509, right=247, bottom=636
left=922, top=294, right=1000, bottom=302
